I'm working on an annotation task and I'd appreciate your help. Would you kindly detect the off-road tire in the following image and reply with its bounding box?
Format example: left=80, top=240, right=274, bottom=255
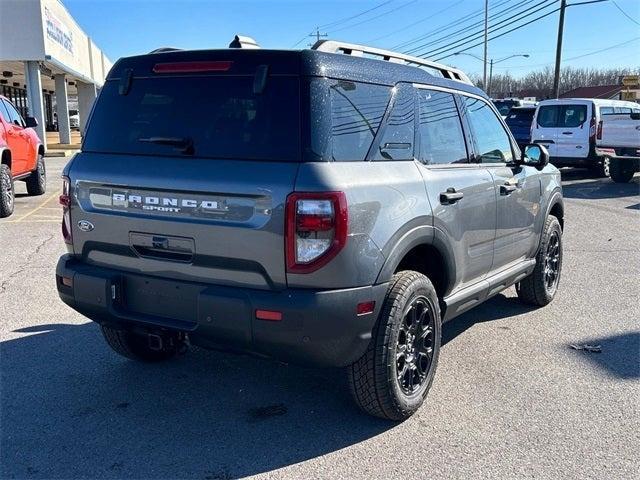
left=609, top=159, right=635, bottom=183
left=0, top=163, right=14, bottom=218
left=101, top=325, right=181, bottom=362
left=25, top=153, right=46, bottom=196
left=516, top=216, right=563, bottom=306
left=590, top=156, right=610, bottom=178
left=347, top=270, right=441, bottom=421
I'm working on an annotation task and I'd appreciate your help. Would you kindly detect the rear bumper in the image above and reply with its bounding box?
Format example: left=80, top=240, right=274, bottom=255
left=56, top=254, right=387, bottom=367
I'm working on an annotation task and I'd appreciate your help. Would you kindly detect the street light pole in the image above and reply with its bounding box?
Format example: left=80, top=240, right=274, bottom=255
left=552, top=0, right=567, bottom=98
left=483, top=0, right=489, bottom=90
left=454, top=52, right=529, bottom=96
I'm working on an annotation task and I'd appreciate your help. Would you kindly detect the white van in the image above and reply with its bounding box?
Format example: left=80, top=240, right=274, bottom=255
left=531, top=98, right=640, bottom=176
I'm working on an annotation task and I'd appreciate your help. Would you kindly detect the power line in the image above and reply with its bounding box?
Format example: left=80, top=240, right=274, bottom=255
left=433, top=7, right=562, bottom=61
left=405, top=0, right=548, bottom=56
left=329, top=0, right=420, bottom=34
left=612, top=0, right=640, bottom=25
left=491, top=36, right=640, bottom=70
left=319, top=1, right=394, bottom=30
left=416, top=0, right=559, bottom=59
left=365, top=0, right=466, bottom=43
left=392, top=0, right=516, bottom=51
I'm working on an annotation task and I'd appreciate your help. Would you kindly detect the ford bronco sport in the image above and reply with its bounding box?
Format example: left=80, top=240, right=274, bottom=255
left=56, top=40, right=564, bottom=420
left=0, top=95, right=46, bottom=218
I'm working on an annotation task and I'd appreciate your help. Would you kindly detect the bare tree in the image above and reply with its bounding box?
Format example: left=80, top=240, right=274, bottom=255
left=472, top=66, right=640, bottom=98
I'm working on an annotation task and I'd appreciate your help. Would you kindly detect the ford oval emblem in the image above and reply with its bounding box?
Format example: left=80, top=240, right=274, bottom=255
left=77, top=220, right=95, bottom=232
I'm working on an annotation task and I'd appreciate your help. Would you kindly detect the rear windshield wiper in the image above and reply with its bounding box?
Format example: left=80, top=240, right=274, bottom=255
left=138, top=136, right=194, bottom=154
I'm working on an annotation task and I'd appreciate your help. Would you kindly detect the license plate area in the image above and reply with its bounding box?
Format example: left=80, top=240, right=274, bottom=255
left=123, top=275, right=201, bottom=323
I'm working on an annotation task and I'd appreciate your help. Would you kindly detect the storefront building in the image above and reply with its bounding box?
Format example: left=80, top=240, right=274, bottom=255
left=0, top=0, right=112, bottom=148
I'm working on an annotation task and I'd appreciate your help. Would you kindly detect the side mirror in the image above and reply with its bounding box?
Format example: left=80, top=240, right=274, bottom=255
left=25, top=116, right=38, bottom=128
left=630, top=112, right=640, bottom=120
left=522, top=143, right=549, bottom=170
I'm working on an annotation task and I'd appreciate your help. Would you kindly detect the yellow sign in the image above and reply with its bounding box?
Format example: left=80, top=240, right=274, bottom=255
left=621, top=90, right=638, bottom=101
left=621, top=75, right=639, bottom=87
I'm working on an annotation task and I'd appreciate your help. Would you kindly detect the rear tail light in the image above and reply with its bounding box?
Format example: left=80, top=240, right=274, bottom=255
left=596, top=120, right=603, bottom=140
left=285, top=192, right=348, bottom=273
left=60, top=176, right=72, bottom=245
left=589, top=117, right=597, bottom=141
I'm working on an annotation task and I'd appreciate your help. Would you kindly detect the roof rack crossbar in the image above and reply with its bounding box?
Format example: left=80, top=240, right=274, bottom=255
left=312, top=40, right=472, bottom=85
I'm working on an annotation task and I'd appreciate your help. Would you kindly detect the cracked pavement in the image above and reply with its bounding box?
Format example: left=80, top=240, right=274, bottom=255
left=0, top=158, right=638, bottom=479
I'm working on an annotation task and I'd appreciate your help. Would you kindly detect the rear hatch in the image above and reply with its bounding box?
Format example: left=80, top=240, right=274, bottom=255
left=68, top=50, right=302, bottom=290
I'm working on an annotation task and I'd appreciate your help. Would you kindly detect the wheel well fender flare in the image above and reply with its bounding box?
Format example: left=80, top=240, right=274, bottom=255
left=375, top=224, right=456, bottom=295
left=0, top=147, right=11, bottom=169
left=545, top=190, right=564, bottom=228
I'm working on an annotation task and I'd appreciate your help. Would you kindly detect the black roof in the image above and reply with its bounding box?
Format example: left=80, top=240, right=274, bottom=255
left=107, top=48, right=485, bottom=98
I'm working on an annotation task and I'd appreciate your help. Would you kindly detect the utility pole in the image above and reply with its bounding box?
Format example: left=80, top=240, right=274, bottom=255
left=309, top=27, right=328, bottom=46
left=483, top=0, right=488, bottom=92
left=553, top=0, right=567, bottom=98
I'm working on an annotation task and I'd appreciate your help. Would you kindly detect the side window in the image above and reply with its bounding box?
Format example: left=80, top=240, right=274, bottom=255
left=463, top=96, right=513, bottom=164
left=0, top=101, right=10, bottom=123
left=560, top=105, right=587, bottom=127
left=373, top=84, right=415, bottom=161
left=329, top=81, right=391, bottom=161
left=615, top=107, right=631, bottom=114
left=417, top=89, right=468, bottom=165
left=537, top=105, right=559, bottom=127
left=2, top=100, right=25, bottom=127
left=600, top=106, right=614, bottom=115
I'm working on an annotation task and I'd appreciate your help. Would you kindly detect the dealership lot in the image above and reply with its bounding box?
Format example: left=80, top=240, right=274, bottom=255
left=0, top=156, right=638, bottom=479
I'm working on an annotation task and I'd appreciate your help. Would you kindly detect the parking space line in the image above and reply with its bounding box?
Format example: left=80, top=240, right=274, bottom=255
left=15, top=193, right=59, bottom=222
left=3, top=219, right=60, bottom=224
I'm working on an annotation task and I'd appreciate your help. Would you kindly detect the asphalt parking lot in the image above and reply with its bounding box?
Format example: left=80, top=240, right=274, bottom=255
left=0, top=156, right=638, bottom=479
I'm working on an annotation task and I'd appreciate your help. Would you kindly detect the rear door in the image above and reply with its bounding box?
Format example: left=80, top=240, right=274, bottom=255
left=70, top=55, right=302, bottom=291
left=532, top=103, right=559, bottom=157
left=414, top=86, right=496, bottom=291
left=555, top=103, right=590, bottom=158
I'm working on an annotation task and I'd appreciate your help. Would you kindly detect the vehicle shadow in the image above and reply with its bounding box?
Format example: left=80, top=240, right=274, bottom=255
left=0, top=322, right=392, bottom=479
left=560, top=169, right=639, bottom=200
left=0, top=294, right=556, bottom=479
left=566, top=331, right=640, bottom=380
left=442, top=293, right=537, bottom=346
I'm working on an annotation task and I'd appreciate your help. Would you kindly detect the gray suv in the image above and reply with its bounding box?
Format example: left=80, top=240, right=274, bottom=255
left=56, top=41, right=564, bottom=420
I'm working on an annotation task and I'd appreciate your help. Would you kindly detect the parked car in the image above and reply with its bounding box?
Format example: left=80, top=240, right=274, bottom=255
left=493, top=98, right=537, bottom=118
left=0, top=95, right=47, bottom=217
left=69, top=113, right=80, bottom=129
left=505, top=106, right=537, bottom=150
left=596, top=105, right=640, bottom=183
left=56, top=40, right=564, bottom=420
left=531, top=98, right=640, bottom=177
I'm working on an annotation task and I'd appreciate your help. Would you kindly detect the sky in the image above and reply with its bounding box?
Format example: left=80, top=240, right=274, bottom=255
left=63, top=0, right=640, bottom=78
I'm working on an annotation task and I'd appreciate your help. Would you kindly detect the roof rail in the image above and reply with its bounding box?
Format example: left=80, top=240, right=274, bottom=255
left=311, top=40, right=472, bottom=85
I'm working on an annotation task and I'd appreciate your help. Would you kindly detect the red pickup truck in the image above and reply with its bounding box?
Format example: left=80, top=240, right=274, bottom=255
left=0, top=95, right=46, bottom=217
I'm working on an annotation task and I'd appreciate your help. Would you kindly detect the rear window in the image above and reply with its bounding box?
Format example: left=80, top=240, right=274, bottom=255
left=537, top=104, right=587, bottom=128
left=493, top=100, right=518, bottom=116
left=83, top=76, right=300, bottom=161
left=506, top=108, right=535, bottom=123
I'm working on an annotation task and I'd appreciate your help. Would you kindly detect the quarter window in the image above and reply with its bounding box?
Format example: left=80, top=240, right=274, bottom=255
left=417, top=89, right=468, bottom=165
left=463, top=96, right=513, bottom=163
left=329, top=81, right=391, bottom=161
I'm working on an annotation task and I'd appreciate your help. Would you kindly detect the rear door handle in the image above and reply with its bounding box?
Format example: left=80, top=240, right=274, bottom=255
left=440, top=188, right=464, bottom=205
left=561, top=131, right=573, bottom=135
